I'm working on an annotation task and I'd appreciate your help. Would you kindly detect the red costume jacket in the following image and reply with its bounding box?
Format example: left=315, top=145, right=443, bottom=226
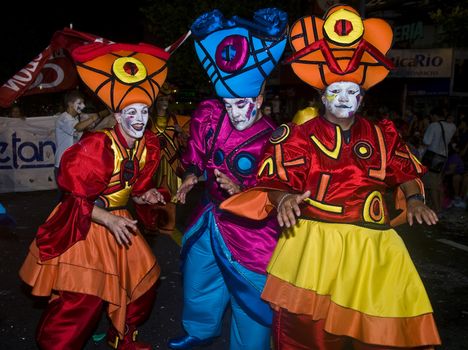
left=257, top=115, right=425, bottom=227
left=36, top=128, right=161, bottom=261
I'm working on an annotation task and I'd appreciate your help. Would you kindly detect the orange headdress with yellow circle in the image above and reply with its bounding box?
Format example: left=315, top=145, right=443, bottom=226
left=286, top=5, right=394, bottom=90
left=72, top=42, right=170, bottom=112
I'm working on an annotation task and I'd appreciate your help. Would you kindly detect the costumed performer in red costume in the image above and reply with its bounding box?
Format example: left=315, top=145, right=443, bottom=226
left=221, top=5, right=441, bottom=349
left=19, top=36, right=172, bottom=350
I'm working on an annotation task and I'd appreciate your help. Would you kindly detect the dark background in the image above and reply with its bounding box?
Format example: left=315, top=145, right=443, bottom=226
left=0, top=1, right=146, bottom=85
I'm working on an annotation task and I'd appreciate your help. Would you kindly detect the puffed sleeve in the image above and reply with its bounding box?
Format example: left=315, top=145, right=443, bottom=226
left=181, top=99, right=223, bottom=177
left=36, top=132, right=114, bottom=261
left=379, top=119, right=426, bottom=187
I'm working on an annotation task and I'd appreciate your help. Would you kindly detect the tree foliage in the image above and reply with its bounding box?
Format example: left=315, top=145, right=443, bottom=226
left=430, top=0, right=468, bottom=47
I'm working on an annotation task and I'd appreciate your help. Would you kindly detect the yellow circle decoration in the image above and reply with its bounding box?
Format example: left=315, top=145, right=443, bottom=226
left=323, top=8, right=364, bottom=46
left=112, top=57, right=147, bottom=84
left=363, top=191, right=385, bottom=224
left=353, top=141, right=373, bottom=159
left=270, top=124, right=290, bottom=144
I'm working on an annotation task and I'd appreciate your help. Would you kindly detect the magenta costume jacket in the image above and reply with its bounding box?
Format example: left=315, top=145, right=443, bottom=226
left=182, top=99, right=278, bottom=274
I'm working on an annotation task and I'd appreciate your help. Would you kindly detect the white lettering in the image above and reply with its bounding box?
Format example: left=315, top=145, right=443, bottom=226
left=391, top=55, right=444, bottom=68
left=394, top=22, right=424, bottom=42
left=29, top=63, right=65, bottom=90
left=1, top=53, right=44, bottom=92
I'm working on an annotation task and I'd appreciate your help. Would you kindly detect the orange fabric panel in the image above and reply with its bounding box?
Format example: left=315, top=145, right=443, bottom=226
left=219, top=188, right=275, bottom=220
left=19, top=209, right=159, bottom=338
left=275, top=308, right=437, bottom=350
left=262, top=275, right=441, bottom=347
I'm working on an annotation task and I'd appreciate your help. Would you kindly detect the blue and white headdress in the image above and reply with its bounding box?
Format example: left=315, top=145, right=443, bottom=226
left=191, top=8, right=288, bottom=98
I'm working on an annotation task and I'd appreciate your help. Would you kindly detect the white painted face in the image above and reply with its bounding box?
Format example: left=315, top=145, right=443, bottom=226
left=322, top=82, right=362, bottom=119
left=223, top=97, right=259, bottom=131
left=72, top=98, right=85, bottom=114
left=115, top=103, right=149, bottom=139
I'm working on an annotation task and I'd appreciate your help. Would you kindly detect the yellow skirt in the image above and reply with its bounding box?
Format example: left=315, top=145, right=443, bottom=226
left=262, top=219, right=441, bottom=347
left=19, top=209, right=160, bottom=337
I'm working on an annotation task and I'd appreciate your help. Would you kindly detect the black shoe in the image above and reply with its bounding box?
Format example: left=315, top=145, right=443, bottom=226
left=167, top=335, right=214, bottom=349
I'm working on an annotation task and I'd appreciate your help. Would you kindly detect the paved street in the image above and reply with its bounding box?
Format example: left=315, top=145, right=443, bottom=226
left=0, top=189, right=467, bottom=349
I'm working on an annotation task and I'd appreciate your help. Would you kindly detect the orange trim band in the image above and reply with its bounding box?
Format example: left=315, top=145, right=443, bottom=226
left=369, top=125, right=386, bottom=180
left=135, top=136, right=146, bottom=160
left=262, top=275, right=441, bottom=347
left=316, top=174, right=331, bottom=202
left=274, top=144, right=288, bottom=181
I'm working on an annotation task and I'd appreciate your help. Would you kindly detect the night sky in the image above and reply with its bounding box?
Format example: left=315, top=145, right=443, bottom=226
left=0, top=1, right=146, bottom=84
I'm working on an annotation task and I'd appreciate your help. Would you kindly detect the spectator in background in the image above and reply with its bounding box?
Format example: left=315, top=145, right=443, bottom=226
left=271, top=94, right=281, bottom=123
left=407, top=132, right=425, bottom=160
left=444, top=142, right=466, bottom=209
left=8, top=105, right=24, bottom=119
left=417, top=112, right=431, bottom=135
left=261, top=103, right=272, bottom=119
left=456, top=115, right=468, bottom=159
left=422, top=108, right=457, bottom=214
left=54, top=90, right=110, bottom=184
left=393, top=117, right=410, bottom=141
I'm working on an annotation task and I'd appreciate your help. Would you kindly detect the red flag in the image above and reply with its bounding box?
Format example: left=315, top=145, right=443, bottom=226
left=0, top=28, right=112, bottom=108
left=23, top=51, right=79, bottom=96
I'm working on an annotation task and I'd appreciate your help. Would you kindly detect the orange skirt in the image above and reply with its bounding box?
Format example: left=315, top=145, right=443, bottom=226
left=262, top=220, right=441, bottom=348
left=19, top=209, right=160, bottom=337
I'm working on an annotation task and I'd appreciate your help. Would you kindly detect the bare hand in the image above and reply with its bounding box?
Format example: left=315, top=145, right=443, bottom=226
left=105, top=214, right=138, bottom=246
left=214, top=169, right=240, bottom=196
left=139, top=188, right=166, bottom=205
left=276, top=191, right=311, bottom=228
left=407, top=199, right=438, bottom=226
left=176, top=174, right=198, bottom=204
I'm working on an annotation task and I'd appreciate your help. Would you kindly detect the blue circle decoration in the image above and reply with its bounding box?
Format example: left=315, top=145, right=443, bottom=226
left=234, top=152, right=255, bottom=175
left=214, top=149, right=225, bottom=165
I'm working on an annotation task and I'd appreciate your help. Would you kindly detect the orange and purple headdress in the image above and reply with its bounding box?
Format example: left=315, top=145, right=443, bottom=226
left=286, top=5, right=394, bottom=91
left=72, top=41, right=170, bottom=112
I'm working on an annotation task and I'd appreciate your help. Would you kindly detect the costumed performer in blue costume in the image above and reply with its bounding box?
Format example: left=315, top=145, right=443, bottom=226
left=168, top=8, right=288, bottom=350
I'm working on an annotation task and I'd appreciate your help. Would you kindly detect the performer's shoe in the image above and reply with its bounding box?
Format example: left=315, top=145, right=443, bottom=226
left=167, top=335, right=214, bottom=349
left=107, top=325, right=152, bottom=350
